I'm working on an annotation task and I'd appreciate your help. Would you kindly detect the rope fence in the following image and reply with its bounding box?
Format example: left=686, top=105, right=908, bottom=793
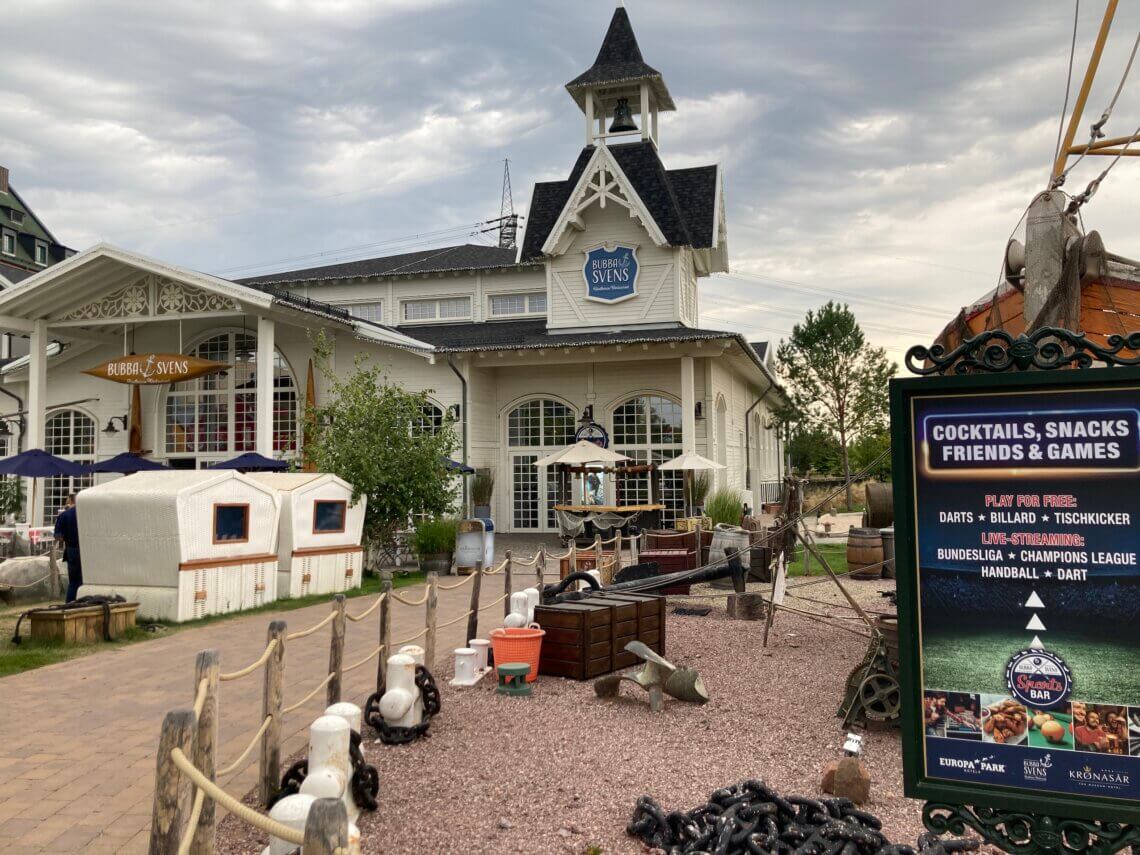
left=219, top=638, right=278, bottom=683
left=217, top=716, right=274, bottom=777
left=285, top=610, right=336, bottom=641
left=345, top=592, right=385, bottom=623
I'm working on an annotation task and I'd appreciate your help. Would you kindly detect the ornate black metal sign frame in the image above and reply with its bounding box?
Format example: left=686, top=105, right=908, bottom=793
left=892, top=329, right=1140, bottom=851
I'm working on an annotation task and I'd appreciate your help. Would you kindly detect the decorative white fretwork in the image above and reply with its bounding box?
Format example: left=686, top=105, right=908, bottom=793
left=61, top=277, right=151, bottom=321
left=156, top=279, right=240, bottom=315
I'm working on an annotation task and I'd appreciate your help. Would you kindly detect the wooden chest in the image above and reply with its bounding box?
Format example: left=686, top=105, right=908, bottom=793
left=533, top=601, right=614, bottom=680
left=637, top=548, right=693, bottom=594
left=29, top=602, right=139, bottom=644
left=558, top=550, right=616, bottom=580
left=582, top=592, right=665, bottom=662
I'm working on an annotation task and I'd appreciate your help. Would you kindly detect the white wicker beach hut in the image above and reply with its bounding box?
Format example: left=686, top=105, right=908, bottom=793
left=248, top=473, right=366, bottom=598
left=76, top=470, right=281, bottom=622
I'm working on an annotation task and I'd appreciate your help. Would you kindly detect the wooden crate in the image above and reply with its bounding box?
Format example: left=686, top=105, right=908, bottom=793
left=29, top=602, right=139, bottom=644
left=558, top=550, right=615, bottom=580
left=583, top=591, right=665, bottom=659
left=534, top=601, right=614, bottom=680
left=581, top=594, right=640, bottom=668
left=637, top=548, right=693, bottom=594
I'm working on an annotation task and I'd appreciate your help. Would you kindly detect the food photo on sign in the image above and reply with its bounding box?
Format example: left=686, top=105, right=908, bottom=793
left=899, top=379, right=1140, bottom=802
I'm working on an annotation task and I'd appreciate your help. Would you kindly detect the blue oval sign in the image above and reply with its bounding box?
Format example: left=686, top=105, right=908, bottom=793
left=583, top=244, right=639, bottom=304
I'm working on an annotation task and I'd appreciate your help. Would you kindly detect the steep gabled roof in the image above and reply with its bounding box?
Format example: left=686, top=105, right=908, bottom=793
left=238, top=244, right=524, bottom=286
left=520, top=142, right=719, bottom=262
left=565, top=7, right=675, bottom=111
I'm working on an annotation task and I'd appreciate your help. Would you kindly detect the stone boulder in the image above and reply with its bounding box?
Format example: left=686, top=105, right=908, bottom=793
left=0, top=556, right=60, bottom=603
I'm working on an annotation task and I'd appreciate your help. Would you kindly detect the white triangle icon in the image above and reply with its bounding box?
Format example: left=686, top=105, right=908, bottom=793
left=1030, top=635, right=1044, bottom=649
left=1026, top=613, right=1046, bottom=631
left=1025, top=591, right=1045, bottom=609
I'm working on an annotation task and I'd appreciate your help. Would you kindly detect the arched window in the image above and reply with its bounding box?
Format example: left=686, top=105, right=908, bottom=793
left=44, top=409, right=96, bottom=520
left=506, top=399, right=575, bottom=530
left=414, top=402, right=444, bottom=436
left=164, top=331, right=297, bottom=461
left=612, top=395, right=684, bottom=526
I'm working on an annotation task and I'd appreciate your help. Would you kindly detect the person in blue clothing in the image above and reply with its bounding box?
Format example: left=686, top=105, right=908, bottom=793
left=53, top=494, right=82, bottom=602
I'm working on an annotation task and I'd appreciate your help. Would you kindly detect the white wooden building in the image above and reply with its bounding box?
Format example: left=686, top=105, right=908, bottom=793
left=0, top=6, right=784, bottom=533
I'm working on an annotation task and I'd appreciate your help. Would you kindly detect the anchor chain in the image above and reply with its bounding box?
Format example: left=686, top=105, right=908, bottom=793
left=627, top=779, right=980, bottom=855
left=364, top=665, right=441, bottom=745
left=266, top=730, right=379, bottom=811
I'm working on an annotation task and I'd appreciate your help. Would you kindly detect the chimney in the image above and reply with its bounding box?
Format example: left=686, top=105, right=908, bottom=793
left=0, top=166, right=8, bottom=194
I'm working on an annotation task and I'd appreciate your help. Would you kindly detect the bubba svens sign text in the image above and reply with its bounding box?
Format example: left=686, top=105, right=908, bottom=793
left=583, top=244, right=639, bottom=303
left=83, top=353, right=230, bottom=385
left=910, top=385, right=1140, bottom=803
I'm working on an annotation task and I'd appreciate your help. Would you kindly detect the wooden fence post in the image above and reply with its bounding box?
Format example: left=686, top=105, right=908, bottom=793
left=466, top=560, right=483, bottom=644
left=536, top=545, right=545, bottom=590
left=424, top=571, right=438, bottom=668
left=503, top=552, right=512, bottom=618
left=377, top=572, right=392, bottom=693
left=695, top=522, right=703, bottom=568
left=327, top=595, right=346, bottom=706
left=303, top=797, right=349, bottom=855
left=149, top=709, right=197, bottom=855
left=259, top=620, right=286, bottom=807
left=190, top=650, right=220, bottom=855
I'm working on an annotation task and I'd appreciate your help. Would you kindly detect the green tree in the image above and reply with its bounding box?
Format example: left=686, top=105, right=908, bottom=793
left=776, top=302, right=896, bottom=509
left=305, top=332, right=460, bottom=563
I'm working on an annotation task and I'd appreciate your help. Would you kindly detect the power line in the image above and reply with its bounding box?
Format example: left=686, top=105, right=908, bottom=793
left=715, top=270, right=957, bottom=320
left=699, top=292, right=938, bottom=339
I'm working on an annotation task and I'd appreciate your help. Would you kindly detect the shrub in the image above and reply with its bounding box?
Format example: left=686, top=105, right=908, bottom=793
left=471, top=469, right=495, bottom=505
left=705, top=488, right=744, bottom=527
left=686, top=471, right=711, bottom=510
left=412, top=517, right=458, bottom=556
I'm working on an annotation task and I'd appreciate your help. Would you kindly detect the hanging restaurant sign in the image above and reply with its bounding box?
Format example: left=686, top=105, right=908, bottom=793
left=574, top=421, right=610, bottom=448
left=890, top=363, right=1140, bottom=824
left=83, top=353, right=230, bottom=385
left=583, top=243, right=639, bottom=304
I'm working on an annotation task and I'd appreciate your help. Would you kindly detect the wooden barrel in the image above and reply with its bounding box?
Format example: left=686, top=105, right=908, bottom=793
left=875, top=614, right=899, bottom=668
left=863, top=483, right=894, bottom=529
left=846, top=528, right=884, bottom=579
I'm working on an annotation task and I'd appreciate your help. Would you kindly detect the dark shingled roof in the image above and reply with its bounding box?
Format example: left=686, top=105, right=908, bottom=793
left=237, top=244, right=524, bottom=286
left=404, top=318, right=734, bottom=352
left=0, top=262, right=37, bottom=285
left=565, top=7, right=675, bottom=111
left=520, top=142, right=718, bottom=262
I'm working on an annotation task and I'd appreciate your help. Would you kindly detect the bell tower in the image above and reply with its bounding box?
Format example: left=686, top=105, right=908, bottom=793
left=565, top=5, right=675, bottom=149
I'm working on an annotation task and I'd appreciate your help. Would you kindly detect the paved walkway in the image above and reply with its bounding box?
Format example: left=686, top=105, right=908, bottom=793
left=0, top=535, right=559, bottom=854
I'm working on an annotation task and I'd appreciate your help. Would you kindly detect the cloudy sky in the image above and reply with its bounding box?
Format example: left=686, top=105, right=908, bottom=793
left=5, top=0, right=1140, bottom=368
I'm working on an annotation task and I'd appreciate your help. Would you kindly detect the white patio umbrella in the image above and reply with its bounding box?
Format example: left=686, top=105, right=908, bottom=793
left=533, top=440, right=631, bottom=468
left=658, top=451, right=725, bottom=517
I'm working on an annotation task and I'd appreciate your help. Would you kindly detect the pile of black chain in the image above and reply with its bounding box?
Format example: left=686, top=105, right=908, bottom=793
left=363, top=664, right=442, bottom=745
left=627, top=780, right=979, bottom=855
left=268, top=730, right=380, bottom=811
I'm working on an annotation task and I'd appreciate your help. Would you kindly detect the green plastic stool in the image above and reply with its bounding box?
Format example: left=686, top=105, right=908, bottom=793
left=496, top=662, right=532, bottom=696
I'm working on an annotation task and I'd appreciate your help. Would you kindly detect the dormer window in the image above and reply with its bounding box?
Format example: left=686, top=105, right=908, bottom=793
left=34, top=241, right=48, bottom=266
left=1, top=230, right=14, bottom=257
left=7, top=209, right=23, bottom=225
left=401, top=296, right=471, bottom=323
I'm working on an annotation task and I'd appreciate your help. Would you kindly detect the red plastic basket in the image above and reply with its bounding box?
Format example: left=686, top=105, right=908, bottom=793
left=489, top=626, right=545, bottom=682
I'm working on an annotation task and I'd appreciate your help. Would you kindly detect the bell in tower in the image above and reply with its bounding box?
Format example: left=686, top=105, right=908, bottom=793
left=609, top=98, right=638, bottom=134
left=565, top=6, right=675, bottom=148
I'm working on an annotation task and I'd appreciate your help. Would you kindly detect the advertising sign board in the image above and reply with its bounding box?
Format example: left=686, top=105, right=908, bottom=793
left=891, top=366, right=1140, bottom=824
left=84, top=353, right=229, bottom=385
left=583, top=243, right=639, bottom=304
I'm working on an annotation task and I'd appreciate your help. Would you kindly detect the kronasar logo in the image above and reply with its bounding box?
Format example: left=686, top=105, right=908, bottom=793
left=1069, top=764, right=1130, bottom=788
left=939, top=755, right=1006, bottom=774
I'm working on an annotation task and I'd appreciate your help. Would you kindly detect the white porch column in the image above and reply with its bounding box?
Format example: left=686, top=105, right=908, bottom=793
left=640, top=82, right=650, bottom=141
left=26, top=320, right=48, bottom=526
left=256, top=316, right=275, bottom=457
left=680, top=356, right=696, bottom=454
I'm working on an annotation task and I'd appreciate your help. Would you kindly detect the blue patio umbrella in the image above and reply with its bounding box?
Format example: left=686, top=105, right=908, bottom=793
left=209, top=452, right=288, bottom=472
left=0, top=448, right=86, bottom=477
left=83, top=452, right=169, bottom=474
left=0, top=448, right=87, bottom=524
left=443, top=457, right=475, bottom=474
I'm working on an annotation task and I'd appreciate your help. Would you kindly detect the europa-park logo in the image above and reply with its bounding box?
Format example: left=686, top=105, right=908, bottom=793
left=1069, top=764, right=1131, bottom=788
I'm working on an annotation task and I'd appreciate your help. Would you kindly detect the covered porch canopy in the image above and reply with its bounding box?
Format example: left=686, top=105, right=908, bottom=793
left=0, top=243, right=433, bottom=522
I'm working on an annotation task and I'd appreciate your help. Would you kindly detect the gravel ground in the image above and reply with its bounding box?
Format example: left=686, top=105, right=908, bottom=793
left=219, top=576, right=925, bottom=854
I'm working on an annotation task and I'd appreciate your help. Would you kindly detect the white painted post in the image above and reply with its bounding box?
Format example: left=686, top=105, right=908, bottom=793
left=255, top=316, right=275, bottom=457
left=681, top=356, right=696, bottom=456
left=640, top=82, right=650, bottom=141
left=26, top=319, right=48, bottom=526
left=585, top=91, right=595, bottom=146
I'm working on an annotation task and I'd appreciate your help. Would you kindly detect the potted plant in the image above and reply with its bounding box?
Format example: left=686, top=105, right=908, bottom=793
left=471, top=469, right=494, bottom=520
left=705, top=487, right=744, bottom=527
left=412, top=517, right=458, bottom=575
left=686, top=471, right=711, bottom=517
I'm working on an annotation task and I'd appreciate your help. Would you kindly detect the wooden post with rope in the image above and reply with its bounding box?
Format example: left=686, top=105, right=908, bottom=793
left=503, top=552, right=512, bottom=618
left=327, top=595, right=346, bottom=706
left=377, top=572, right=392, bottom=693
left=424, top=571, right=438, bottom=668
left=190, top=650, right=219, bottom=855
left=258, top=620, right=286, bottom=806
left=466, top=561, right=482, bottom=645
left=47, top=545, right=62, bottom=600
left=148, top=709, right=197, bottom=855
left=593, top=533, right=602, bottom=573
left=303, top=797, right=350, bottom=855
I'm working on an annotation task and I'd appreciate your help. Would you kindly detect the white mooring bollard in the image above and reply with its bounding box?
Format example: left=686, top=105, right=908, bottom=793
left=398, top=644, right=425, bottom=667
left=504, top=591, right=530, bottom=627
left=379, top=653, right=423, bottom=730
left=325, top=701, right=363, bottom=734
left=450, top=647, right=479, bottom=687
left=299, top=714, right=357, bottom=822
left=523, top=587, right=539, bottom=622
left=469, top=638, right=490, bottom=673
